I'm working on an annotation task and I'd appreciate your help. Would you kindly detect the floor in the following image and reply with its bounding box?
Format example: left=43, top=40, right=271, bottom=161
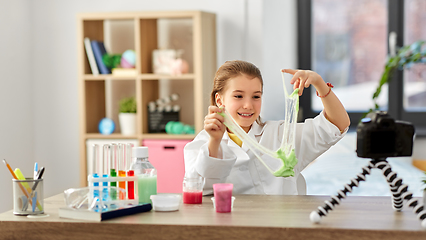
left=301, top=132, right=426, bottom=197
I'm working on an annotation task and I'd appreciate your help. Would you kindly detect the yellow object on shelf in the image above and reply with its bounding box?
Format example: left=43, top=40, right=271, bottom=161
left=111, top=68, right=137, bottom=77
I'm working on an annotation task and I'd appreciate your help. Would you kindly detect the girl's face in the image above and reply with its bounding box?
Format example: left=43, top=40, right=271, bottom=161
left=216, top=74, right=262, bottom=133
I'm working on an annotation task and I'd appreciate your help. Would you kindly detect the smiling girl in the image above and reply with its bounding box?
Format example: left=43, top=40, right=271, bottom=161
left=184, top=60, right=350, bottom=195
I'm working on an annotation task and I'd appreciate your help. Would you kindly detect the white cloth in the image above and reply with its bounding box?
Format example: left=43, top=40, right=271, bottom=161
left=183, top=111, right=347, bottom=195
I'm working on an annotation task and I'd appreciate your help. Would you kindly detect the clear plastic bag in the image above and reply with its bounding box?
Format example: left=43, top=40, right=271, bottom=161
left=219, top=70, right=299, bottom=177
left=63, top=186, right=128, bottom=211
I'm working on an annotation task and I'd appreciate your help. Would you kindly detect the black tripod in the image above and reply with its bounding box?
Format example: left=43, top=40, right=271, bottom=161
left=309, top=158, right=426, bottom=228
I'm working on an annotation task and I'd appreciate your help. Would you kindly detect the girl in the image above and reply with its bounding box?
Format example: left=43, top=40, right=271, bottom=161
left=184, top=60, right=350, bottom=195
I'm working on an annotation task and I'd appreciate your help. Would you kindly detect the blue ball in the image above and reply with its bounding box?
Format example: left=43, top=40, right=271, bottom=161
left=121, top=49, right=136, bottom=67
left=98, top=118, right=115, bottom=135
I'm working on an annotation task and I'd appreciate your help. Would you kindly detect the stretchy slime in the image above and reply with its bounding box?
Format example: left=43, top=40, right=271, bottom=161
left=218, top=70, right=299, bottom=177
left=272, top=149, right=298, bottom=177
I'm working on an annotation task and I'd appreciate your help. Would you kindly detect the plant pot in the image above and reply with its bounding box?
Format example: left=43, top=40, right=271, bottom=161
left=119, top=113, right=136, bottom=135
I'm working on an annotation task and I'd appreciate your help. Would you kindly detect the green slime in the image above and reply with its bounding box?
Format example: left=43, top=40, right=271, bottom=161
left=217, top=72, right=300, bottom=178
left=290, top=88, right=300, bottom=112
left=273, top=149, right=298, bottom=177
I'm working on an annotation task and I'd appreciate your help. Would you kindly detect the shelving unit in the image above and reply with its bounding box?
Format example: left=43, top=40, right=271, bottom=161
left=77, top=11, right=217, bottom=186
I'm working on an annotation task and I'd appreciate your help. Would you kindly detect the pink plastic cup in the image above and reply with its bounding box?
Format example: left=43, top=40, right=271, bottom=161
left=212, top=183, right=233, bottom=213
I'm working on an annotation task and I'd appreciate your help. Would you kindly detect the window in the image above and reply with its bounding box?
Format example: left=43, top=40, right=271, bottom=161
left=298, top=0, right=426, bottom=135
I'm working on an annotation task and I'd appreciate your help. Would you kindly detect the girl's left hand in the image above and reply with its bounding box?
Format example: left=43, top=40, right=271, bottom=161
left=282, top=69, right=325, bottom=96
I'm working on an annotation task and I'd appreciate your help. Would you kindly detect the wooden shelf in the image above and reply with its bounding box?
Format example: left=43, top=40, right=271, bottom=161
left=141, top=133, right=195, bottom=140
left=85, top=133, right=139, bottom=139
left=84, top=133, right=195, bottom=140
left=83, top=73, right=196, bottom=80
left=83, top=74, right=136, bottom=80
left=78, top=11, right=216, bottom=186
left=140, top=73, right=195, bottom=80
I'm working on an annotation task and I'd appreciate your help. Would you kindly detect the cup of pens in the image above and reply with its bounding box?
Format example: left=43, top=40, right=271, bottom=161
left=3, top=159, right=46, bottom=216
left=13, top=178, right=44, bottom=215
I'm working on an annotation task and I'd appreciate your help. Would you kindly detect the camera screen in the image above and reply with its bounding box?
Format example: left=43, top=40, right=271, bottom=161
left=370, top=131, right=396, bottom=154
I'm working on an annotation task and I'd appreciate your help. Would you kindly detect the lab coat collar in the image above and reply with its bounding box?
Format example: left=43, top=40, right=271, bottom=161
left=241, top=121, right=265, bottom=152
left=249, top=121, right=265, bottom=137
left=223, top=130, right=250, bottom=160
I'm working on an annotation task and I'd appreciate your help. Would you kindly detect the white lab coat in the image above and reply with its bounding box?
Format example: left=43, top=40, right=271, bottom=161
left=184, top=111, right=347, bottom=195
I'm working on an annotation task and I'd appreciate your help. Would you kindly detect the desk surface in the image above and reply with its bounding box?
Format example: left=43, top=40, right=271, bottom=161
left=0, top=194, right=425, bottom=240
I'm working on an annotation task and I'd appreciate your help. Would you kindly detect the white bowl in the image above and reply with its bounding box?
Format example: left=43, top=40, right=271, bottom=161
left=150, top=194, right=181, bottom=211
left=211, top=196, right=235, bottom=210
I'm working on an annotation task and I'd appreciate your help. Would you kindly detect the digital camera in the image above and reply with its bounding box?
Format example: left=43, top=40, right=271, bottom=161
left=356, top=111, right=414, bottom=159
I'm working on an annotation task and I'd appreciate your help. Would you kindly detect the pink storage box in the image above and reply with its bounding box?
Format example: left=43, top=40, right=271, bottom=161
left=142, top=139, right=191, bottom=193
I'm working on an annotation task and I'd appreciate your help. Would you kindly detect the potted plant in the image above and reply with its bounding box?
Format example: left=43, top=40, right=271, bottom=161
left=365, top=40, right=426, bottom=117
left=118, top=96, right=137, bottom=135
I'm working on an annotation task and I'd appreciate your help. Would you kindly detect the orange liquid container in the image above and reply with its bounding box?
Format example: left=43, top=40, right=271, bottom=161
left=118, top=170, right=126, bottom=200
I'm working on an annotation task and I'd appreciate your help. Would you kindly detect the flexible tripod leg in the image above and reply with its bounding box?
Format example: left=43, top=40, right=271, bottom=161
left=372, top=160, right=404, bottom=210
left=310, top=159, right=426, bottom=228
left=309, top=161, right=375, bottom=223
left=373, top=160, right=426, bottom=227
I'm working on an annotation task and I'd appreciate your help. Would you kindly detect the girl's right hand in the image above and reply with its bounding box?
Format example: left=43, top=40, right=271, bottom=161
left=204, top=106, right=226, bottom=143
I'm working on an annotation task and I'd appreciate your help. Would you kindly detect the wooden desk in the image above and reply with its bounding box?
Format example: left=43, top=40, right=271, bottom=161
left=0, top=194, right=425, bottom=240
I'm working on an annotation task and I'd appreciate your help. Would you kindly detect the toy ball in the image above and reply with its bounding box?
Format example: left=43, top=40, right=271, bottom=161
left=165, top=121, right=184, bottom=134
left=98, top=118, right=115, bottom=135
left=121, top=50, right=136, bottom=68
left=182, top=125, right=195, bottom=134
left=165, top=121, right=195, bottom=135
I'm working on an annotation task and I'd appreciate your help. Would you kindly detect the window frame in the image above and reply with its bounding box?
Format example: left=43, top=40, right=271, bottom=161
left=297, top=0, right=426, bottom=135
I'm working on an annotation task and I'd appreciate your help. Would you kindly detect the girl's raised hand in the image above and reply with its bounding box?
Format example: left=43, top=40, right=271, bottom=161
left=282, top=69, right=326, bottom=96
left=204, top=106, right=226, bottom=142
left=282, top=69, right=350, bottom=132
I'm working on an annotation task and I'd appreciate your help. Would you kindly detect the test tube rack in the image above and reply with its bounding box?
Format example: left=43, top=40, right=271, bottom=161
left=88, top=175, right=139, bottom=209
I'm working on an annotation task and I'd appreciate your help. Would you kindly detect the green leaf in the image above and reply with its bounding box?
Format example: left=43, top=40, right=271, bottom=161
left=119, top=97, right=137, bottom=113
left=102, top=54, right=122, bottom=69
left=366, top=40, right=426, bottom=116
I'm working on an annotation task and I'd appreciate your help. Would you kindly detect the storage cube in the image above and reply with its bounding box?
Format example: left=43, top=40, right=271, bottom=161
left=142, top=139, right=191, bottom=193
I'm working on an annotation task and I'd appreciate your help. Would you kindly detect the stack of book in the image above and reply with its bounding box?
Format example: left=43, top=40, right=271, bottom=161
left=84, top=37, right=111, bottom=75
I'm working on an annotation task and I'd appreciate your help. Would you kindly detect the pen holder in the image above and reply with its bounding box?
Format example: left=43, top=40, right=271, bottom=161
left=12, top=178, right=44, bottom=215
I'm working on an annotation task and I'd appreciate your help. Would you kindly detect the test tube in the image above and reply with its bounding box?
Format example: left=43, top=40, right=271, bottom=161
left=127, top=170, right=135, bottom=200
left=92, top=144, right=100, bottom=184
left=118, top=143, right=126, bottom=200
left=126, top=143, right=135, bottom=200
left=92, top=144, right=100, bottom=211
left=110, top=143, right=117, bottom=200
left=102, top=145, right=110, bottom=202
left=126, top=143, right=133, bottom=170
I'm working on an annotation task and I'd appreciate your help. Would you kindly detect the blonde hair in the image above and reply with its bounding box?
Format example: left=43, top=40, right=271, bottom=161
left=210, top=60, right=264, bottom=125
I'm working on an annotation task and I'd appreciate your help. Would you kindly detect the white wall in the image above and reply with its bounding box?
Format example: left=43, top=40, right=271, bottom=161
left=0, top=0, right=297, bottom=213
left=0, top=1, right=34, bottom=213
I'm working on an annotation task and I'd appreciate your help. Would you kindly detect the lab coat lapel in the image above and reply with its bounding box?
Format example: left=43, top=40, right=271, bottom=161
left=241, top=121, right=265, bottom=153
left=224, top=131, right=250, bottom=160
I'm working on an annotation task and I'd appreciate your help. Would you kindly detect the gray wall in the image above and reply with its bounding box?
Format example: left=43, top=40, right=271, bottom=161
left=0, top=0, right=297, bottom=213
